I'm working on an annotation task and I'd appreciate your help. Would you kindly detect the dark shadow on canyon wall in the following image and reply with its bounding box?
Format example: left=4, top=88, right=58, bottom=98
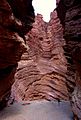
left=56, top=0, right=81, bottom=119
left=0, top=0, right=35, bottom=110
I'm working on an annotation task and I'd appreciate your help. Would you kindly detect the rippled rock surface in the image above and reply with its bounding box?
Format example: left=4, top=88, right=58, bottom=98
left=13, top=11, right=69, bottom=101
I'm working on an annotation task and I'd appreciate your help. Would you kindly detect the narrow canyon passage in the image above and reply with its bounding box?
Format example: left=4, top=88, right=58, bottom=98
left=0, top=0, right=81, bottom=120
left=12, top=11, right=69, bottom=101
left=3, top=9, right=73, bottom=120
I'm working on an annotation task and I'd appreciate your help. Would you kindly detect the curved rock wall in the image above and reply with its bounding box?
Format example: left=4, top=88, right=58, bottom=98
left=56, top=0, right=81, bottom=119
left=0, top=0, right=34, bottom=109
left=13, top=11, right=69, bottom=101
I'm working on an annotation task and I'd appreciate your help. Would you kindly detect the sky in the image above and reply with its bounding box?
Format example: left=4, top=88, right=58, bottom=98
left=33, top=0, right=56, bottom=22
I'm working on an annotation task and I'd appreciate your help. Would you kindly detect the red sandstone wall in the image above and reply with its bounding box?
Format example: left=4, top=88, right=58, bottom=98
left=13, top=11, right=69, bottom=101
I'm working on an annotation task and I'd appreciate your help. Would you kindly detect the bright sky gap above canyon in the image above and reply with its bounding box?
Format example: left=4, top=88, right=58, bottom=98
left=33, top=0, right=56, bottom=22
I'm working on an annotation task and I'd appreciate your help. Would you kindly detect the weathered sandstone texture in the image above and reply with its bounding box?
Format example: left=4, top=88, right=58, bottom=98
left=57, top=0, right=81, bottom=119
left=0, top=0, right=34, bottom=109
left=13, top=11, right=69, bottom=101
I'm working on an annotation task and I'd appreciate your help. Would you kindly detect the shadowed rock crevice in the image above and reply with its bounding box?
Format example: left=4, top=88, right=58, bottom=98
left=6, top=0, right=35, bottom=37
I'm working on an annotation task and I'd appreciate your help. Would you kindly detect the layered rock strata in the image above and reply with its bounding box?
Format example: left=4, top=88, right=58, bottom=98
left=0, top=0, right=34, bottom=109
left=13, top=11, right=69, bottom=101
left=56, top=0, right=81, bottom=119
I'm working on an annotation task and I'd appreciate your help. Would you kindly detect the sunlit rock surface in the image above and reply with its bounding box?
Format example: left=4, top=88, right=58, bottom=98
left=13, top=11, right=69, bottom=101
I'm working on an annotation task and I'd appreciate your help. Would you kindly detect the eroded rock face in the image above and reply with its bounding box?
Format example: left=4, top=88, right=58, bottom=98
left=0, top=0, right=34, bottom=109
left=13, top=11, right=69, bottom=101
left=56, top=0, right=81, bottom=119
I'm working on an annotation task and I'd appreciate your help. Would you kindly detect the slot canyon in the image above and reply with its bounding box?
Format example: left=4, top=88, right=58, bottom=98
left=0, top=0, right=81, bottom=120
